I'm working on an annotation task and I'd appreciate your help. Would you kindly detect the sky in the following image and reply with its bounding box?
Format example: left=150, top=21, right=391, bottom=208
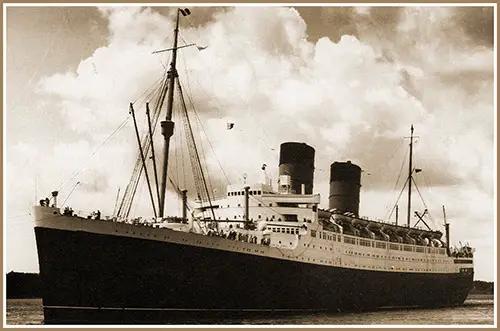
left=4, top=5, right=496, bottom=281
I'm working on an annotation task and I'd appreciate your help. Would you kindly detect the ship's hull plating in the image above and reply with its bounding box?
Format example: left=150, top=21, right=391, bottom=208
left=35, top=226, right=473, bottom=324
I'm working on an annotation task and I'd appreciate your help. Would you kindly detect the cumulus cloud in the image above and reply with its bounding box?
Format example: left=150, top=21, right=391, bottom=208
left=7, top=6, right=494, bottom=279
left=36, top=5, right=495, bottom=223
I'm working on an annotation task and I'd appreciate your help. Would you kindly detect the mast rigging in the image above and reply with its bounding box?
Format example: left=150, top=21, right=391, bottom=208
left=159, top=8, right=190, bottom=217
left=176, top=79, right=217, bottom=221
left=146, top=103, right=161, bottom=207
left=117, top=83, right=165, bottom=219
left=130, top=103, right=158, bottom=218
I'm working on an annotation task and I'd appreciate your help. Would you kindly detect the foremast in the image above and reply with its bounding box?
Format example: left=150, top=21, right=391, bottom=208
left=158, top=8, right=180, bottom=217
left=155, top=8, right=214, bottom=221
left=159, top=8, right=188, bottom=217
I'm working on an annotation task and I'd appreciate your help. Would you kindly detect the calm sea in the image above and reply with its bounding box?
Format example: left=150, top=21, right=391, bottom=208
left=6, top=295, right=494, bottom=325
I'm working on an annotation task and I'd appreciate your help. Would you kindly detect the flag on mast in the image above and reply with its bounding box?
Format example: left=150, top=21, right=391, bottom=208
left=180, top=8, right=191, bottom=16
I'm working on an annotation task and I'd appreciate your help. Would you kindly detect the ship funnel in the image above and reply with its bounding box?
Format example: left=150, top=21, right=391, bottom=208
left=328, top=161, right=361, bottom=216
left=278, top=142, right=315, bottom=195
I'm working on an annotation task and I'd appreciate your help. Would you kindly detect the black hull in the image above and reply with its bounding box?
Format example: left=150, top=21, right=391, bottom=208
left=35, top=227, right=473, bottom=324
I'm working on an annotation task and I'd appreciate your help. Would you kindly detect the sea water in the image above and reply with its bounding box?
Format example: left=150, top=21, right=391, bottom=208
left=6, top=295, right=494, bottom=325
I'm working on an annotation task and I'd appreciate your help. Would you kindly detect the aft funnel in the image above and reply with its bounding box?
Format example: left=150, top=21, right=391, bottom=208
left=329, top=161, right=361, bottom=216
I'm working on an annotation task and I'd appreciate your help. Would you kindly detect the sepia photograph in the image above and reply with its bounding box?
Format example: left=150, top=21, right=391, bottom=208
left=4, top=4, right=495, bottom=326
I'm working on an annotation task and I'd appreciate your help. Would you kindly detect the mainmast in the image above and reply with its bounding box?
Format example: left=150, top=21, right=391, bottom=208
left=158, top=8, right=190, bottom=217
left=406, top=125, right=414, bottom=227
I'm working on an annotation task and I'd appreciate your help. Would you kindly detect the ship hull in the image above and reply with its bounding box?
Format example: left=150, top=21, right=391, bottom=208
left=35, top=225, right=473, bottom=324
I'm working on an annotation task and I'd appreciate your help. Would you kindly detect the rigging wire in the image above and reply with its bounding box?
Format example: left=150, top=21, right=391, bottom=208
left=178, top=33, right=276, bottom=153
left=410, top=142, right=440, bottom=230
left=132, top=74, right=166, bottom=106
left=382, top=147, right=408, bottom=220
left=55, top=115, right=131, bottom=193
left=168, top=176, right=191, bottom=210
left=367, top=138, right=404, bottom=176
left=190, top=107, right=215, bottom=197
left=411, top=177, right=435, bottom=223
left=130, top=174, right=147, bottom=218
left=179, top=93, right=284, bottom=216
left=118, top=54, right=179, bottom=218
left=118, top=77, right=167, bottom=218
left=130, top=103, right=158, bottom=218
left=61, top=181, right=81, bottom=207
left=392, top=147, right=409, bottom=192
left=179, top=103, right=188, bottom=191
left=386, top=177, right=410, bottom=221
left=172, top=102, right=182, bottom=199
left=146, top=103, right=161, bottom=206
left=13, top=18, right=63, bottom=107
left=176, top=79, right=216, bottom=221
left=413, top=148, right=437, bottom=221
left=181, top=16, right=207, bottom=48
left=55, top=71, right=164, bottom=202
left=179, top=76, right=231, bottom=186
left=412, top=178, right=428, bottom=211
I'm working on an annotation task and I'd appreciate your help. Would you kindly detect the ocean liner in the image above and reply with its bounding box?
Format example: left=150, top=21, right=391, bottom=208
left=33, top=8, right=474, bottom=324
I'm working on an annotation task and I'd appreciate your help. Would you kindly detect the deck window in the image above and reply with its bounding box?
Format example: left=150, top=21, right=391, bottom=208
left=344, top=237, right=356, bottom=245
left=389, top=243, right=400, bottom=251
left=359, top=239, right=371, bottom=247
left=403, top=245, right=413, bottom=252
